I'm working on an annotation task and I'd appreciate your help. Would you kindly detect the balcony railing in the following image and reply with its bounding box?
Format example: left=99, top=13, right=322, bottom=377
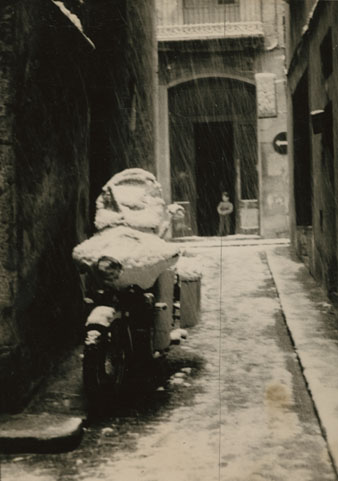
left=156, top=0, right=264, bottom=42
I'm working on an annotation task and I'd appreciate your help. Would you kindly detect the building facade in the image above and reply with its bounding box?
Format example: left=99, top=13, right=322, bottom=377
left=156, top=0, right=289, bottom=237
left=285, top=0, right=338, bottom=299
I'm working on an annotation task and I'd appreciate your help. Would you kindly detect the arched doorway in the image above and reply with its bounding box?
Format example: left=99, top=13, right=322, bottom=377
left=168, top=76, right=258, bottom=236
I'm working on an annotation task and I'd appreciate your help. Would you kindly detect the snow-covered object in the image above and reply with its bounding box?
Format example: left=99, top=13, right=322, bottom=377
left=172, top=256, right=202, bottom=281
left=95, top=168, right=171, bottom=237
left=170, top=328, right=188, bottom=342
left=72, top=226, right=179, bottom=289
left=168, top=203, right=185, bottom=220
left=86, top=306, right=119, bottom=328
left=170, top=377, right=184, bottom=386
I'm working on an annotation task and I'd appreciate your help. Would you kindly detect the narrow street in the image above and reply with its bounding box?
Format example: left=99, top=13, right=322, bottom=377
left=1, top=240, right=338, bottom=481
left=2, top=2, right=338, bottom=480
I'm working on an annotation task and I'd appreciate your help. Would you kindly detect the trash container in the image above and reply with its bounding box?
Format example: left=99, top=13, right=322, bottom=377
left=180, top=275, right=201, bottom=328
left=174, top=257, right=202, bottom=328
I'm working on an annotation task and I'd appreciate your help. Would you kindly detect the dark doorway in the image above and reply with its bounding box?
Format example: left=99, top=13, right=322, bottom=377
left=293, top=72, right=312, bottom=226
left=194, top=121, right=235, bottom=236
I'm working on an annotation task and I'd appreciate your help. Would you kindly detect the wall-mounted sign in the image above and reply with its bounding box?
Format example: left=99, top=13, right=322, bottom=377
left=255, top=73, right=277, bottom=118
left=273, top=132, right=287, bottom=155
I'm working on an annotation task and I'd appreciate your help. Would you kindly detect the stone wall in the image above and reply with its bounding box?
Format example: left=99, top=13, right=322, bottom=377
left=255, top=48, right=289, bottom=238
left=262, top=0, right=286, bottom=50
left=307, top=2, right=338, bottom=296
left=87, top=0, right=156, bottom=221
left=0, top=2, right=19, bottom=411
left=287, top=1, right=338, bottom=298
left=0, top=0, right=157, bottom=412
left=157, top=0, right=289, bottom=238
left=286, top=0, right=317, bottom=67
left=0, top=0, right=93, bottom=411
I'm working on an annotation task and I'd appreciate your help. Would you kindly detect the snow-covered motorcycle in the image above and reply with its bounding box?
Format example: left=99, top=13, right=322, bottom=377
left=72, top=169, right=182, bottom=402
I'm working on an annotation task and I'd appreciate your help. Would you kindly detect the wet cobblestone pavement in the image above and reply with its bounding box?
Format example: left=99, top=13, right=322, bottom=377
left=1, top=243, right=337, bottom=480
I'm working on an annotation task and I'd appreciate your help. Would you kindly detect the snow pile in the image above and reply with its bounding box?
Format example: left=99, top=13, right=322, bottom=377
left=170, top=328, right=188, bottom=343
left=167, top=203, right=185, bottom=220
left=86, top=306, right=117, bottom=328
left=73, top=226, right=179, bottom=289
left=172, top=255, right=202, bottom=281
left=95, top=168, right=171, bottom=237
left=93, top=209, right=125, bottom=230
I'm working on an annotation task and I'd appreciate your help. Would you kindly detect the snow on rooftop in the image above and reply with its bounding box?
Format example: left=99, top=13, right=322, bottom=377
left=301, top=0, right=320, bottom=36
left=51, top=1, right=95, bottom=49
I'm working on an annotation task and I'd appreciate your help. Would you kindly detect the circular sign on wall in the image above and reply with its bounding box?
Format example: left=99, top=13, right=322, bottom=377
left=273, top=132, right=288, bottom=155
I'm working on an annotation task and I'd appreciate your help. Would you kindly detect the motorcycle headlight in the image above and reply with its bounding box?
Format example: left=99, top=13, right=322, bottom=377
left=96, top=256, right=123, bottom=284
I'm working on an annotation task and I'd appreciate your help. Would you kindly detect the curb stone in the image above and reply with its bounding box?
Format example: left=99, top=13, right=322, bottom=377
left=0, top=413, right=84, bottom=453
left=266, top=245, right=338, bottom=475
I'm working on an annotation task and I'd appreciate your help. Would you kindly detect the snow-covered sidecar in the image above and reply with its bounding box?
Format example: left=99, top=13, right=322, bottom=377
left=72, top=225, right=179, bottom=290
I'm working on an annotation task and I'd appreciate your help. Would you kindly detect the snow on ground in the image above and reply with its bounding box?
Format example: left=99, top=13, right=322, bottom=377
left=77, top=243, right=335, bottom=481
left=2, top=243, right=337, bottom=481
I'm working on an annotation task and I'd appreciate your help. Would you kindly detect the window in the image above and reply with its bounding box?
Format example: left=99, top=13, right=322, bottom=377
left=292, top=72, right=312, bottom=226
left=238, top=123, right=258, bottom=200
left=184, top=0, right=236, bottom=7
left=183, top=0, right=239, bottom=23
left=320, top=28, right=333, bottom=79
left=323, top=101, right=334, bottom=159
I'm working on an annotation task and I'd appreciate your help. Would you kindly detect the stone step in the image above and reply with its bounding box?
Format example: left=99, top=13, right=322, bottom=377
left=0, top=413, right=83, bottom=453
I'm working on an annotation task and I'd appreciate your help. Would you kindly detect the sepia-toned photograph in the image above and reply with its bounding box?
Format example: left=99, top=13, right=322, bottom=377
left=0, top=0, right=338, bottom=479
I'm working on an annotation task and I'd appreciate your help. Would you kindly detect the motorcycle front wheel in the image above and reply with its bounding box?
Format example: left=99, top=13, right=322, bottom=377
left=83, top=322, right=127, bottom=402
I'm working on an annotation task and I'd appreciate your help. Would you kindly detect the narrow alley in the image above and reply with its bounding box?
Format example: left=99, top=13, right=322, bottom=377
left=2, top=1, right=338, bottom=480
left=2, top=239, right=338, bottom=481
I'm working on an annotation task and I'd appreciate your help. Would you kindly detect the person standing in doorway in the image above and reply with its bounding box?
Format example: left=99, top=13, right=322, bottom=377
left=217, top=192, right=233, bottom=236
